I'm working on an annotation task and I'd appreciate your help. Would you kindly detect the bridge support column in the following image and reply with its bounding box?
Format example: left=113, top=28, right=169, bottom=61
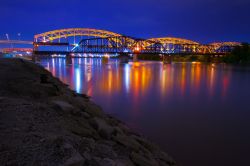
left=163, top=55, right=172, bottom=64
left=102, top=56, right=109, bottom=64
left=119, top=53, right=129, bottom=64
left=66, top=53, right=72, bottom=65
left=133, top=54, right=138, bottom=62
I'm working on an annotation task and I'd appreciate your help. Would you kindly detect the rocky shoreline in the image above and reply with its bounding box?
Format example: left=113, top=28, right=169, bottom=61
left=0, top=58, right=177, bottom=166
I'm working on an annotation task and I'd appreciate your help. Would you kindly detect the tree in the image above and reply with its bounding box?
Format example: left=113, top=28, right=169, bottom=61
left=224, top=43, right=250, bottom=64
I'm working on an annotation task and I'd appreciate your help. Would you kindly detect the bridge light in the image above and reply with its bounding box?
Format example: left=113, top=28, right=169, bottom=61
left=123, top=49, right=129, bottom=53
left=104, top=53, right=110, bottom=58
left=134, top=47, right=140, bottom=52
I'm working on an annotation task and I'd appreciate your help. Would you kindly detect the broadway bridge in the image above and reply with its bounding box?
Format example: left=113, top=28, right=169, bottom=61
left=0, top=28, right=241, bottom=56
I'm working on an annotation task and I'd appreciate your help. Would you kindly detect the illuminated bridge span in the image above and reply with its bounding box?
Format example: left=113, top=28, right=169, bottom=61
left=72, top=36, right=241, bottom=55
left=31, top=28, right=242, bottom=55
left=34, top=28, right=121, bottom=43
left=209, top=42, right=241, bottom=49
left=146, top=38, right=242, bottom=54
left=147, top=37, right=199, bottom=45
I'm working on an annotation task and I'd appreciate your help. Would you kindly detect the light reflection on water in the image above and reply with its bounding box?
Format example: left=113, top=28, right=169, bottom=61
left=41, top=58, right=250, bottom=166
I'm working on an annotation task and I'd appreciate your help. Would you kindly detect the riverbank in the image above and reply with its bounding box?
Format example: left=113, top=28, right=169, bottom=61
left=0, top=58, right=176, bottom=166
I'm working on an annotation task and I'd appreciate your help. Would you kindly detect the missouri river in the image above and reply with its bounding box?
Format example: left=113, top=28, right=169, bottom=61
left=41, top=58, right=250, bottom=166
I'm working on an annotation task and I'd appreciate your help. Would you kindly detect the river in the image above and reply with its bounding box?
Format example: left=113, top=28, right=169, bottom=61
left=40, top=58, right=250, bottom=166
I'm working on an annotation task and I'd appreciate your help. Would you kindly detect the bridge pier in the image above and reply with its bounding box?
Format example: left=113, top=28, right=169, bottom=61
left=118, top=53, right=129, bottom=64
left=162, top=55, right=172, bottom=64
left=133, top=54, right=138, bottom=62
left=102, top=56, right=109, bottom=64
left=66, top=54, right=72, bottom=65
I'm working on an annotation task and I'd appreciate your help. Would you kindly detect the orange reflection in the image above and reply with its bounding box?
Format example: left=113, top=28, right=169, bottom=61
left=208, top=65, right=215, bottom=97
left=160, top=64, right=173, bottom=97
left=222, top=74, right=230, bottom=98
left=44, top=59, right=232, bottom=109
left=180, top=64, right=186, bottom=96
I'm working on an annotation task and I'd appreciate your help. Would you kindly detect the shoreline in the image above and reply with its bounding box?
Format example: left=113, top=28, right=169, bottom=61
left=0, top=58, right=176, bottom=166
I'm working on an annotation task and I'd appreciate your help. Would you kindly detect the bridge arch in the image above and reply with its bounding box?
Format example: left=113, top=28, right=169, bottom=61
left=34, top=28, right=122, bottom=42
left=209, top=42, right=241, bottom=49
left=147, top=37, right=200, bottom=45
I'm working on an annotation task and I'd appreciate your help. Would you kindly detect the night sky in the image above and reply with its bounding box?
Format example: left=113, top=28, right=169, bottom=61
left=1, top=0, right=250, bottom=43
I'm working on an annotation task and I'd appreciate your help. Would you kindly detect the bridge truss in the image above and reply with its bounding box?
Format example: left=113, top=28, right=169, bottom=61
left=34, top=28, right=121, bottom=43
left=73, top=36, right=241, bottom=55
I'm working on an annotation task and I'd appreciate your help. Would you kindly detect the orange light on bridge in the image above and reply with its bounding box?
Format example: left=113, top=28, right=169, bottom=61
left=134, top=46, right=141, bottom=52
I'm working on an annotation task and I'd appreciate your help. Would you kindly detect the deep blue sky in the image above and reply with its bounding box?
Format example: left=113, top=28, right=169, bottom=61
left=1, top=0, right=250, bottom=43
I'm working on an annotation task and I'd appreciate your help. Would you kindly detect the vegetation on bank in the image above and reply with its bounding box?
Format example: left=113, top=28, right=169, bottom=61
left=223, top=43, right=250, bottom=64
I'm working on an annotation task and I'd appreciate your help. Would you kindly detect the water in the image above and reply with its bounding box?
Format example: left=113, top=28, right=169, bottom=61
left=41, top=58, right=250, bottom=166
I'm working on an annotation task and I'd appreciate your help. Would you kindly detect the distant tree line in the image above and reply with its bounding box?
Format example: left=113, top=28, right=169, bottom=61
left=223, top=43, right=250, bottom=64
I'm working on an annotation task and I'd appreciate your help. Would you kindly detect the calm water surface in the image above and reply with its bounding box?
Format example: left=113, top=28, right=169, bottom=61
left=41, top=58, right=250, bottom=166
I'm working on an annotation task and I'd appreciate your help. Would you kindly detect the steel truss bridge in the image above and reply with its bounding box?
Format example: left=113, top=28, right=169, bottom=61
left=1, top=28, right=242, bottom=55
left=33, top=28, right=242, bottom=55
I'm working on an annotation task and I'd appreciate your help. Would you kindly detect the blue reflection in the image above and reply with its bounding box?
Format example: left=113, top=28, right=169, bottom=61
left=124, top=64, right=130, bottom=92
left=75, top=67, right=81, bottom=93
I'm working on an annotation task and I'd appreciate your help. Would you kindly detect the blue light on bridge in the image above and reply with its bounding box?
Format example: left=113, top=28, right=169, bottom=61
left=71, top=44, right=79, bottom=51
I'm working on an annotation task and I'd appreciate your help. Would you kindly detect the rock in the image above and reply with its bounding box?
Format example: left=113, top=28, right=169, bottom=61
left=82, top=112, right=91, bottom=119
left=78, top=137, right=95, bottom=154
left=52, top=100, right=82, bottom=116
left=73, top=96, right=89, bottom=109
left=131, top=135, right=158, bottom=152
left=40, top=74, right=49, bottom=84
left=89, top=117, right=114, bottom=139
left=91, top=157, right=116, bottom=166
left=114, top=159, right=135, bottom=166
left=101, top=158, right=116, bottom=166
left=77, top=93, right=90, bottom=100
left=113, top=126, right=124, bottom=135
left=52, top=100, right=74, bottom=112
left=92, top=143, right=117, bottom=158
left=83, top=152, right=92, bottom=161
left=153, top=151, right=176, bottom=165
left=112, top=134, right=142, bottom=151
left=63, top=118, right=98, bottom=138
left=130, top=151, right=159, bottom=166
left=85, top=103, right=104, bottom=117
left=118, top=123, right=131, bottom=135
left=63, top=152, right=85, bottom=166
left=0, top=97, right=6, bottom=102
left=158, top=160, right=171, bottom=166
